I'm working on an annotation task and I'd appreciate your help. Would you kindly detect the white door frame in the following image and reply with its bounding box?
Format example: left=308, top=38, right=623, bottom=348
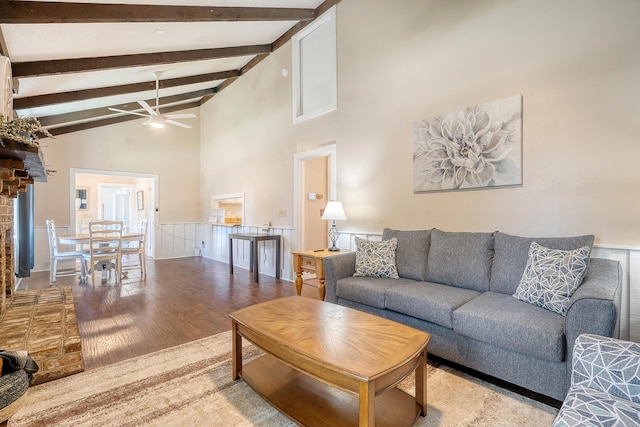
left=70, top=168, right=159, bottom=258
left=293, top=143, right=337, bottom=251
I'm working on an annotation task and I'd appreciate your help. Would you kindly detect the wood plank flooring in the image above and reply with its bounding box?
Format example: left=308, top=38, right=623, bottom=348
left=17, top=256, right=320, bottom=371
left=14, top=256, right=561, bottom=409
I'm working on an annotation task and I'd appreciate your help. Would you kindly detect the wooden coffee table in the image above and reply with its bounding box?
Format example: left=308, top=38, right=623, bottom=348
left=230, top=296, right=431, bottom=426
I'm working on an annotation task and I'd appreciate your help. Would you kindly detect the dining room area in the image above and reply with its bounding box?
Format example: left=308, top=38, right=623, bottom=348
left=36, top=168, right=156, bottom=289
left=46, top=218, right=148, bottom=287
left=25, top=171, right=156, bottom=281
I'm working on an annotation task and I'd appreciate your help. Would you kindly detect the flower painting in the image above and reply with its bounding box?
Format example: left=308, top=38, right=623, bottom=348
left=413, top=95, right=522, bottom=193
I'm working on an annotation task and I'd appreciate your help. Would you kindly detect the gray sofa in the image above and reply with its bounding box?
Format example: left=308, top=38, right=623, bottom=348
left=323, top=229, right=622, bottom=401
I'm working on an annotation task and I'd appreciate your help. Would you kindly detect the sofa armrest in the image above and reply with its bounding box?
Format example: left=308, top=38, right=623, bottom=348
left=562, top=258, right=622, bottom=393
left=571, top=334, right=640, bottom=403
left=565, top=258, right=622, bottom=344
left=323, top=252, right=356, bottom=303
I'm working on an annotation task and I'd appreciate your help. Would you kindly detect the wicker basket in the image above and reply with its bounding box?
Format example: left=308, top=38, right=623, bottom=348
left=0, top=369, right=30, bottom=423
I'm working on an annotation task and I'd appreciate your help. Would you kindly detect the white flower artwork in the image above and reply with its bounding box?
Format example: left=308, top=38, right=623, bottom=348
left=413, top=95, right=522, bottom=193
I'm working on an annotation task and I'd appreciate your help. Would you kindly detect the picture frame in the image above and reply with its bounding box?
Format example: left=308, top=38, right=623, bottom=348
left=413, top=95, right=523, bottom=193
left=137, top=190, right=144, bottom=210
left=75, top=187, right=88, bottom=210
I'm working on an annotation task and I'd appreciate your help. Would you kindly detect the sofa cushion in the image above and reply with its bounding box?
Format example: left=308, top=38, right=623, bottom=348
left=354, top=237, right=399, bottom=279
left=336, top=276, right=414, bottom=309
left=553, top=385, right=640, bottom=427
left=514, top=242, right=591, bottom=316
left=490, top=232, right=595, bottom=295
left=426, top=229, right=494, bottom=292
left=385, top=281, right=480, bottom=329
left=452, top=291, right=565, bottom=362
left=382, top=228, right=432, bottom=281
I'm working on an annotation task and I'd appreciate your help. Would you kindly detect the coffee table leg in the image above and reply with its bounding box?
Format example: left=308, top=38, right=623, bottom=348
left=232, top=321, right=242, bottom=380
left=359, top=381, right=375, bottom=426
left=415, top=348, right=427, bottom=416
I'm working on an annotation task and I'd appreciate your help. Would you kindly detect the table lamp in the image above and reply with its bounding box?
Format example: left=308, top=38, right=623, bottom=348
left=321, top=201, right=346, bottom=251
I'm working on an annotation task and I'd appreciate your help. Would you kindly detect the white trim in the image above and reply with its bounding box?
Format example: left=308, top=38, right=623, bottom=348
left=293, top=143, right=337, bottom=252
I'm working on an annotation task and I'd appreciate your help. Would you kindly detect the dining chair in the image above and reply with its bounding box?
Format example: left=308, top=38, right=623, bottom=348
left=45, top=220, right=86, bottom=286
left=83, top=220, right=123, bottom=286
left=121, top=219, right=148, bottom=278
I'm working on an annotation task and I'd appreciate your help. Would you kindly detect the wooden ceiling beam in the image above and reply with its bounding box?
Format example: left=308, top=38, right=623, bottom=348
left=47, top=101, right=201, bottom=136
left=13, top=69, right=239, bottom=110
left=0, top=2, right=316, bottom=24
left=37, top=88, right=216, bottom=127
left=12, top=44, right=270, bottom=78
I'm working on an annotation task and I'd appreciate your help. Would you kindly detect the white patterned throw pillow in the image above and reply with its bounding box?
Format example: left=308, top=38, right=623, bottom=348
left=353, top=237, right=399, bottom=279
left=513, top=242, right=591, bottom=316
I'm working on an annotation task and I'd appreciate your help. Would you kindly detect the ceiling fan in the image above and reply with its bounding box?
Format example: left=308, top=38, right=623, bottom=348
left=108, top=71, right=196, bottom=129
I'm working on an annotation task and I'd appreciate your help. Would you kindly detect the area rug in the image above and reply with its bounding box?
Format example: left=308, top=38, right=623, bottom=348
left=9, top=331, right=558, bottom=426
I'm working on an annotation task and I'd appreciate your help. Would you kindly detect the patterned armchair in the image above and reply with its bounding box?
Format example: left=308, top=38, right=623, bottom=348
left=553, top=334, right=640, bottom=426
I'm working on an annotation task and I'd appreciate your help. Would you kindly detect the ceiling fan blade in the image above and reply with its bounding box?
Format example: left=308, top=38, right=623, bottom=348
left=164, top=120, right=192, bottom=129
left=138, top=100, right=157, bottom=116
left=164, top=113, right=196, bottom=119
left=108, top=107, right=150, bottom=118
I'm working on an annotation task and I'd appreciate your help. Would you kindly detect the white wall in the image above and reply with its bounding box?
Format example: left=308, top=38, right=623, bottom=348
left=34, top=109, right=202, bottom=267
left=198, top=0, right=640, bottom=340
left=32, top=0, right=640, bottom=338
left=36, top=107, right=201, bottom=228
left=200, top=0, right=640, bottom=247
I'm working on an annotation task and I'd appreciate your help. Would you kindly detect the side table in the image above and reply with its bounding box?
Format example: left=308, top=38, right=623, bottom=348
left=292, top=249, right=350, bottom=300
left=229, top=233, right=281, bottom=283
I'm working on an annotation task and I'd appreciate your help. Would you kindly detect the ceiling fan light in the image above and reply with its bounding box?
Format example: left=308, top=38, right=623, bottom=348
left=149, top=117, right=165, bottom=128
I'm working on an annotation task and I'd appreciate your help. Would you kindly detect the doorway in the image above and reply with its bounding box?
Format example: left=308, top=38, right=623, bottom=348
left=293, top=144, right=337, bottom=251
left=99, top=184, right=132, bottom=229
left=70, top=169, right=157, bottom=258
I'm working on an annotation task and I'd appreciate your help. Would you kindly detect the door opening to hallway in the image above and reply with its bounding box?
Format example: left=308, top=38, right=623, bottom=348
left=302, top=155, right=329, bottom=250
left=293, top=144, right=337, bottom=252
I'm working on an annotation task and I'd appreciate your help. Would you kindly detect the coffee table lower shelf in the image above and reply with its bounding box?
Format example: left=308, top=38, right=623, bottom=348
left=240, top=354, right=422, bottom=427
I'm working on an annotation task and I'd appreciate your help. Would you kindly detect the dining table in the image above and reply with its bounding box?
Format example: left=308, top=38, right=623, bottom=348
left=58, top=233, right=143, bottom=282
left=58, top=233, right=143, bottom=246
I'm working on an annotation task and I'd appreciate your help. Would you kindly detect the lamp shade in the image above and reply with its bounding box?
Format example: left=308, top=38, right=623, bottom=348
left=321, top=201, right=346, bottom=221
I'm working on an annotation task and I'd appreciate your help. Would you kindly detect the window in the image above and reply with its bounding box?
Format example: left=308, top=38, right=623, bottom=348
left=292, top=6, right=337, bottom=123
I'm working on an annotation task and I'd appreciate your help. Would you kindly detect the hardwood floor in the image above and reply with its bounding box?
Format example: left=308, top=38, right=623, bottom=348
left=17, top=256, right=320, bottom=371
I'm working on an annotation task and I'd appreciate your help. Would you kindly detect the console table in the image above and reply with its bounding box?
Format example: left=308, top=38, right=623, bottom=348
left=229, top=233, right=281, bottom=283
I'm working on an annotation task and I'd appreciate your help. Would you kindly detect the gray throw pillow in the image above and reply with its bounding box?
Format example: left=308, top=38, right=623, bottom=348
left=354, top=236, right=399, bottom=279
left=490, top=232, right=595, bottom=295
left=513, top=242, right=591, bottom=316
left=382, top=228, right=431, bottom=281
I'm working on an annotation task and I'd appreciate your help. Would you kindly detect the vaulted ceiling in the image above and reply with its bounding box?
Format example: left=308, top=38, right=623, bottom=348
left=0, top=0, right=338, bottom=135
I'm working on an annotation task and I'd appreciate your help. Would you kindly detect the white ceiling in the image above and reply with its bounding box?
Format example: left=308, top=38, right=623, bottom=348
left=0, top=0, right=330, bottom=133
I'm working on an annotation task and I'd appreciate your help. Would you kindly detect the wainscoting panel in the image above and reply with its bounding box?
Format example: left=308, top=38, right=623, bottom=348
left=154, top=223, right=200, bottom=260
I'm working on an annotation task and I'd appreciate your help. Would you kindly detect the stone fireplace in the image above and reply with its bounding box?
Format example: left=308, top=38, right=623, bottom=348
left=0, top=189, right=18, bottom=316
left=0, top=138, right=83, bottom=384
